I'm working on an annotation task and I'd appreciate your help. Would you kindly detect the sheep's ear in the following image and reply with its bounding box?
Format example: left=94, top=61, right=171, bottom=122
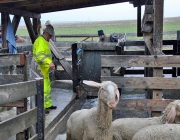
left=166, top=106, right=176, bottom=124
left=177, top=103, right=180, bottom=111
left=83, top=80, right=101, bottom=88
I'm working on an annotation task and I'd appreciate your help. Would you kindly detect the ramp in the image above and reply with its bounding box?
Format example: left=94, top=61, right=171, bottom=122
left=49, top=39, right=73, bottom=79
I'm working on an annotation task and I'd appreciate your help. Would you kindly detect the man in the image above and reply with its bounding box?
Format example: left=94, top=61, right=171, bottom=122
left=33, top=25, right=56, bottom=114
left=45, top=20, right=55, bottom=41
left=98, top=30, right=111, bottom=42
left=15, top=35, right=27, bottom=43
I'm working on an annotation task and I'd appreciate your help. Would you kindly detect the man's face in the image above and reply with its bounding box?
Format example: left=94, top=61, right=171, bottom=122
left=99, top=35, right=104, bottom=41
left=47, top=34, right=52, bottom=40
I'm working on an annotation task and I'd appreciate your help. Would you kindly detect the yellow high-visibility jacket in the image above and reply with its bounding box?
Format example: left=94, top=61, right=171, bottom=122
left=33, top=36, right=52, bottom=78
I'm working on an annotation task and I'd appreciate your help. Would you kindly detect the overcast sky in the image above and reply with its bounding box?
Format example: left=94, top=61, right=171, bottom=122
left=41, top=0, right=180, bottom=24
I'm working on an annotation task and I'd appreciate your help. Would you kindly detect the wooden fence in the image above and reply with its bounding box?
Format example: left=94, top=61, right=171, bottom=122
left=101, top=55, right=179, bottom=114
left=55, top=31, right=179, bottom=42
left=0, top=53, right=44, bottom=140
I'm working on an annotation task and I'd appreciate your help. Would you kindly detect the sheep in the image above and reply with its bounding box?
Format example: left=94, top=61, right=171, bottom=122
left=66, top=80, right=120, bottom=140
left=132, top=124, right=180, bottom=140
left=112, top=100, right=180, bottom=140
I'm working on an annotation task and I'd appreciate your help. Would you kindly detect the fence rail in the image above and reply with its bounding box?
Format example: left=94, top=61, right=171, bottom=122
left=55, top=31, right=178, bottom=41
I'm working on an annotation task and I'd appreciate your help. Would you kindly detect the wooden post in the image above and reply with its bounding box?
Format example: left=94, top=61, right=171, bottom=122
left=72, top=43, right=78, bottom=92
left=23, top=16, right=36, bottom=43
left=12, top=15, right=21, bottom=35
left=1, top=12, right=8, bottom=48
left=177, top=31, right=180, bottom=76
left=137, top=1, right=142, bottom=37
left=35, top=78, right=44, bottom=140
left=152, top=0, right=164, bottom=116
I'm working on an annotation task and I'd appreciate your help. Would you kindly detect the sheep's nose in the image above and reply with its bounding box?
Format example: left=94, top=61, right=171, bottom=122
left=108, top=101, right=117, bottom=109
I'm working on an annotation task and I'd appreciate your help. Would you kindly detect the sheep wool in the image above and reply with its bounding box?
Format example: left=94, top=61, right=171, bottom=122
left=112, top=100, right=180, bottom=140
left=66, top=81, right=120, bottom=140
left=132, top=124, right=180, bottom=140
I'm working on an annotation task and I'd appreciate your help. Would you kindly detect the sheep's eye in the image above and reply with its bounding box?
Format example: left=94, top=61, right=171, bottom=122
left=101, top=88, right=105, bottom=91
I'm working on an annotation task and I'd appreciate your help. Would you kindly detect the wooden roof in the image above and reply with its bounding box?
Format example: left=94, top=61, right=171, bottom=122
left=0, top=0, right=146, bottom=15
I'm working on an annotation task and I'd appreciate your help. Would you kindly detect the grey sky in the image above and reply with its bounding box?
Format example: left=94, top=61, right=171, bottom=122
left=41, top=0, right=180, bottom=24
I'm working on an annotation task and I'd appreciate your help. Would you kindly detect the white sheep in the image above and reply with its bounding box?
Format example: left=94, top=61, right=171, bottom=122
left=66, top=80, right=120, bottom=140
left=132, top=124, right=180, bottom=140
left=112, top=100, right=180, bottom=140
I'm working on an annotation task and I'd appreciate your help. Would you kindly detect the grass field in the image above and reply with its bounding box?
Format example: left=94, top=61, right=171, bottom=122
left=16, top=17, right=180, bottom=42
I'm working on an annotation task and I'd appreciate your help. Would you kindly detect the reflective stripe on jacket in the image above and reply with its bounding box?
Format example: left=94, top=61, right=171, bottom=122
left=33, top=36, right=52, bottom=77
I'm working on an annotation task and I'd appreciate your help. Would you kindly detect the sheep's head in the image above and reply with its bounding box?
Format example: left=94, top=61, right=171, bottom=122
left=83, top=80, right=120, bottom=109
left=165, top=100, right=180, bottom=124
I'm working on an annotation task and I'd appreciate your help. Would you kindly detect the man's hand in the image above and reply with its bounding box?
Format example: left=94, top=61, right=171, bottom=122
left=50, top=62, right=55, bottom=70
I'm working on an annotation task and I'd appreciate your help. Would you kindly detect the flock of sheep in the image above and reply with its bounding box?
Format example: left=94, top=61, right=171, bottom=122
left=66, top=81, right=180, bottom=140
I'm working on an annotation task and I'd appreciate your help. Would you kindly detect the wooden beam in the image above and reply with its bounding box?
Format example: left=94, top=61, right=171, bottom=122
left=152, top=0, right=164, bottom=116
left=23, top=16, right=36, bottom=43
left=1, top=12, right=8, bottom=49
left=12, top=15, right=21, bottom=34
left=1, top=100, right=24, bottom=107
left=153, top=0, right=164, bottom=55
left=7, top=0, right=129, bottom=13
left=0, top=54, right=25, bottom=66
left=0, top=7, right=40, bottom=18
left=137, top=1, right=142, bottom=37
left=0, top=108, right=37, bottom=140
left=0, top=0, right=25, bottom=4
left=32, top=18, right=39, bottom=38
left=81, top=42, right=116, bottom=50
left=101, top=55, right=180, bottom=67
left=0, top=74, right=24, bottom=85
left=115, top=99, right=174, bottom=111
left=101, top=76, right=180, bottom=89
left=49, top=39, right=73, bottom=79
left=0, top=80, right=37, bottom=105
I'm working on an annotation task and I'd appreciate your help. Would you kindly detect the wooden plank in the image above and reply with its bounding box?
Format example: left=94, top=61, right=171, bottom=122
left=56, top=34, right=98, bottom=38
left=0, top=108, right=37, bottom=140
left=81, top=42, right=116, bottom=50
left=101, top=55, right=180, bottom=67
left=124, top=51, right=145, bottom=55
left=1, top=12, right=8, bottom=49
left=115, top=99, right=174, bottom=111
left=101, top=67, right=111, bottom=76
left=24, top=17, right=36, bottom=43
left=49, top=39, right=72, bottom=79
left=0, top=74, right=24, bottom=85
left=145, top=5, right=153, bottom=14
left=0, top=53, right=25, bottom=66
left=101, top=76, right=180, bottom=89
left=144, top=14, right=153, bottom=22
left=0, top=7, right=40, bottom=18
left=0, top=80, right=37, bottom=105
left=12, top=15, right=21, bottom=34
left=1, top=100, right=24, bottom=107
left=0, top=0, right=25, bottom=4
left=54, top=70, right=71, bottom=80
left=124, top=69, right=174, bottom=75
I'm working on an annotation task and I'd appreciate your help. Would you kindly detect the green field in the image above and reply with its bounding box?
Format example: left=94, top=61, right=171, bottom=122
left=16, top=20, right=180, bottom=42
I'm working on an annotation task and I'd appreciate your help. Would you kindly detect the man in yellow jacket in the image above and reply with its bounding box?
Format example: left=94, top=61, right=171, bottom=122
left=33, top=25, right=56, bottom=114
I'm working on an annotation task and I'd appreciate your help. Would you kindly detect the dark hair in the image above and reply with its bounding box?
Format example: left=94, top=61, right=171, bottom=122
left=98, top=30, right=104, bottom=36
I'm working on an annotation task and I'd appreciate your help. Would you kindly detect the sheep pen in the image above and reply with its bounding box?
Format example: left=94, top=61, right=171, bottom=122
left=66, top=80, right=120, bottom=140
left=112, top=100, right=180, bottom=140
